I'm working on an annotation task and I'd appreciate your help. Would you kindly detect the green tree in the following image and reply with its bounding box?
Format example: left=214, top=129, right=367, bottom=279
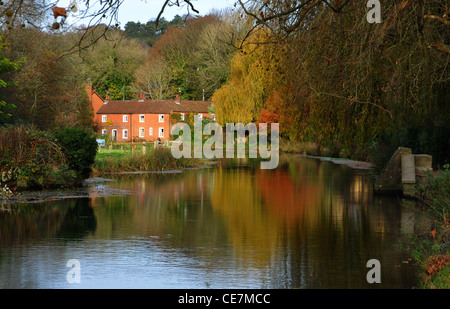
left=78, top=26, right=148, bottom=100
left=0, top=36, right=22, bottom=124
left=3, top=29, right=92, bottom=130
left=134, top=13, right=236, bottom=101
left=53, top=127, right=98, bottom=180
left=124, top=15, right=185, bottom=46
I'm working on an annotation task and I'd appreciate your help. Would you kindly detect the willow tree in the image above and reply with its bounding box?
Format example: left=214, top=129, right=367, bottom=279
left=281, top=0, right=449, bottom=162
left=213, top=28, right=287, bottom=124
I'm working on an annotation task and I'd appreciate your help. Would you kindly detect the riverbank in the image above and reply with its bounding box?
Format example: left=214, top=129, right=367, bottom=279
left=412, top=167, right=450, bottom=289
left=295, top=154, right=373, bottom=170
left=91, top=146, right=207, bottom=176
left=279, top=139, right=374, bottom=169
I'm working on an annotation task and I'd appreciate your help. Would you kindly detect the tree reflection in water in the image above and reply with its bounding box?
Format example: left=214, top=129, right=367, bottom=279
left=0, top=155, right=420, bottom=288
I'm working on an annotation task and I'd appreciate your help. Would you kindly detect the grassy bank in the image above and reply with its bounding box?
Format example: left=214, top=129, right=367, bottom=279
left=91, top=146, right=205, bottom=175
left=412, top=166, right=450, bottom=289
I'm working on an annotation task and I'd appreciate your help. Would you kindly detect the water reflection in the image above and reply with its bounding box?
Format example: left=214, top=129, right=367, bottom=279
left=0, top=155, right=421, bottom=288
left=0, top=199, right=96, bottom=245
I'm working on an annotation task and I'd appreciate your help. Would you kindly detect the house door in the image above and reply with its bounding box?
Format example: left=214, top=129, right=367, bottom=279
left=112, top=129, right=118, bottom=141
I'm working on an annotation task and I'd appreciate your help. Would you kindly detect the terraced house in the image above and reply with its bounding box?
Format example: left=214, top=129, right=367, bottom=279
left=87, top=85, right=213, bottom=142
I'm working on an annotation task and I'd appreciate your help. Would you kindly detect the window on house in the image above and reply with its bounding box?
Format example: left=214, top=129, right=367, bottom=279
left=149, top=127, right=153, bottom=136
left=139, top=115, right=145, bottom=122
left=102, top=115, right=107, bottom=122
left=159, top=114, right=164, bottom=123
left=139, top=128, right=145, bottom=137
left=123, top=115, right=128, bottom=122
left=180, top=113, right=185, bottom=121
left=123, top=129, right=128, bottom=139
left=112, top=129, right=118, bottom=141
left=159, top=128, right=164, bottom=138
left=101, top=129, right=107, bottom=135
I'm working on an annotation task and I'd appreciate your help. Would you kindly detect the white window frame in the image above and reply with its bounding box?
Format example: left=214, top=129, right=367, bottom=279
left=158, top=127, right=164, bottom=138
left=180, top=113, right=185, bottom=121
left=123, top=129, right=128, bottom=139
left=123, top=115, right=128, bottom=122
left=101, top=129, right=107, bottom=135
left=139, top=114, right=145, bottom=122
left=139, top=127, right=145, bottom=137
left=159, top=114, right=164, bottom=123
left=102, top=115, right=107, bottom=123
left=149, top=127, right=153, bottom=136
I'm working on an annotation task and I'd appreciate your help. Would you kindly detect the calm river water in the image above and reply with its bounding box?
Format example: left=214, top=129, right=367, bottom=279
left=0, top=154, right=422, bottom=289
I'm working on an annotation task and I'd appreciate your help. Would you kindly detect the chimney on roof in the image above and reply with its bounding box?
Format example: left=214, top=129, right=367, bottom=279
left=86, top=84, right=93, bottom=95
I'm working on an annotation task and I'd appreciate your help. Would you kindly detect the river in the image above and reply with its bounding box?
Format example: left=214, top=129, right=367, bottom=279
left=0, top=154, right=423, bottom=288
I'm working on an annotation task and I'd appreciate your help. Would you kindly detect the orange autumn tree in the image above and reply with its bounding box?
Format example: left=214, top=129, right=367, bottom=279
left=257, top=88, right=292, bottom=135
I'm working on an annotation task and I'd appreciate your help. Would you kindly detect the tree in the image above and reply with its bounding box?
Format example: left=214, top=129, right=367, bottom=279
left=213, top=28, right=286, bottom=124
left=124, top=15, right=185, bottom=46
left=134, top=14, right=234, bottom=101
left=212, top=0, right=449, bottom=166
left=280, top=1, right=449, bottom=161
left=191, top=17, right=235, bottom=100
left=0, top=36, right=22, bottom=124
left=234, top=0, right=351, bottom=47
left=77, top=26, right=148, bottom=100
left=2, top=28, right=96, bottom=130
left=134, top=57, right=173, bottom=100
left=1, top=0, right=200, bottom=57
left=53, top=127, right=98, bottom=179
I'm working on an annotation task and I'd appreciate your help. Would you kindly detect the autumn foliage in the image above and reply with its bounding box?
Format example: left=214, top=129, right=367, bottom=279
left=213, top=1, right=449, bottom=166
left=425, top=255, right=450, bottom=276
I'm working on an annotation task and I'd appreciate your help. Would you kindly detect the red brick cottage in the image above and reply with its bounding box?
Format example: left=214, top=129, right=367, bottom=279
left=87, top=86, right=213, bottom=142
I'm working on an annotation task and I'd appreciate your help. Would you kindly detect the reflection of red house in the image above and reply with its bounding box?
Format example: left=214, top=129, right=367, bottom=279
left=87, top=86, right=213, bottom=142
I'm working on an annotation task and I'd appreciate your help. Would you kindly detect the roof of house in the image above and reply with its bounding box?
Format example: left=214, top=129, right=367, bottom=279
left=167, top=100, right=212, bottom=113
left=96, top=99, right=212, bottom=115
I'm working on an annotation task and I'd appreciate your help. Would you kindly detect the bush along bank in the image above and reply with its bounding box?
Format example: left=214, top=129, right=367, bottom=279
left=0, top=126, right=97, bottom=196
left=412, top=166, right=450, bottom=289
left=92, top=146, right=205, bottom=175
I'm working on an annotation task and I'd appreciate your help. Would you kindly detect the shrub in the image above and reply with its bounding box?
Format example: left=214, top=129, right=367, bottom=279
left=53, top=127, right=98, bottom=179
left=416, top=166, right=450, bottom=221
left=0, top=125, right=78, bottom=193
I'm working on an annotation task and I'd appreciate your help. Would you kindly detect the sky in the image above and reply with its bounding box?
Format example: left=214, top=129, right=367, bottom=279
left=57, top=0, right=235, bottom=29
left=115, top=0, right=235, bottom=26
